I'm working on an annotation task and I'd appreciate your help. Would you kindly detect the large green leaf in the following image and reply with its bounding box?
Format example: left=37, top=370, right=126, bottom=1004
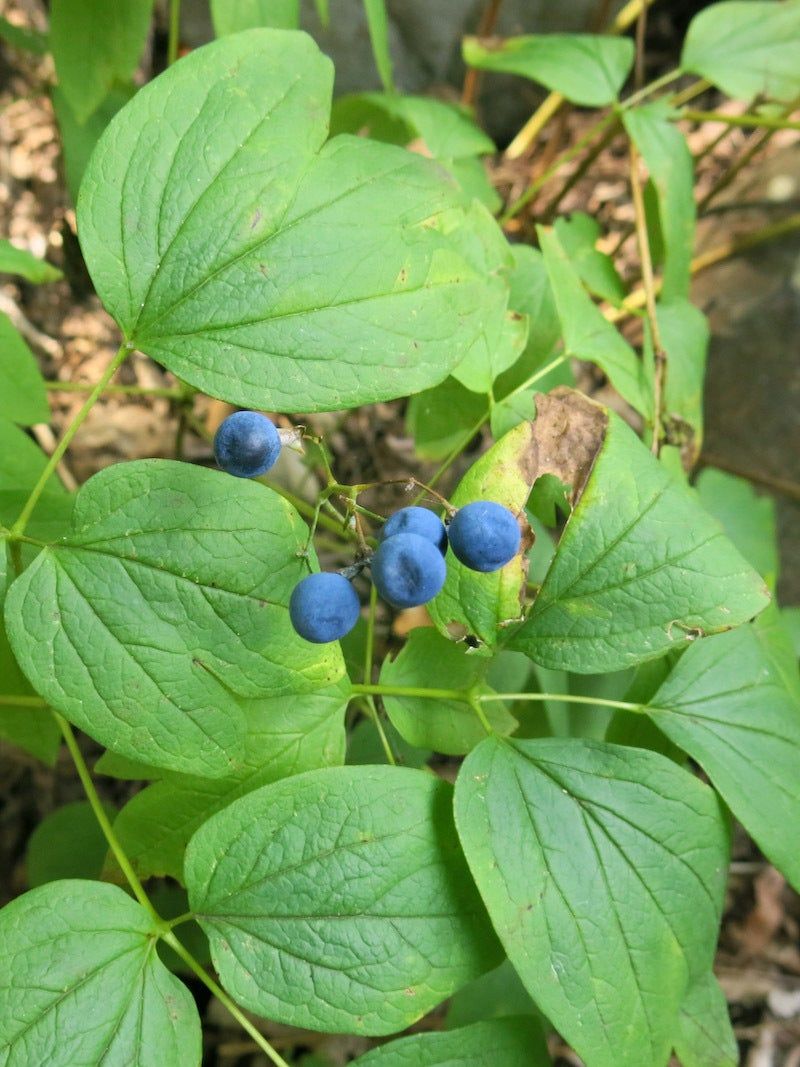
left=463, top=34, right=634, bottom=106
left=25, top=800, right=113, bottom=887
left=78, top=31, right=486, bottom=412
left=406, top=376, right=488, bottom=461
left=623, top=103, right=695, bottom=302
left=0, top=418, right=67, bottom=499
left=185, top=765, right=501, bottom=1034
left=351, top=1017, right=550, bottom=1066
left=510, top=411, right=769, bottom=672
left=455, top=737, right=729, bottom=1067
left=380, top=628, right=516, bottom=754
left=645, top=618, right=800, bottom=889
left=4, top=460, right=342, bottom=778
left=0, top=312, right=49, bottom=425
left=0, top=240, right=62, bottom=284
left=0, top=880, right=200, bottom=1066
left=429, top=420, right=534, bottom=649
left=674, top=970, right=738, bottom=1067
left=52, top=84, right=136, bottom=203
left=108, top=680, right=348, bottom=882
left=50, top=0, right=153, bottom=123
left=681, top=0, right=800, bottom=103
left=538, top=227, right=649, bottom=417
left=657, top=298, right=709, bottom=463
left=211, top=0, right=299, bottom=33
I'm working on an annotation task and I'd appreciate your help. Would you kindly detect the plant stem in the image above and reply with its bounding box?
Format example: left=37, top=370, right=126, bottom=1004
left=167, top=0, right=181, bottom=66
left=682, top=109, right=800, bottom=132
left=351, top=682, right=644, bottom=715
left=55, top=712, right=159, bottom=920
left=0, top=694, right=46, bottom=707
left=45, top=380, right=184, bottom=399
left=359, top=587, right=397, bottom=765
left=479, top=692, right=644, bottom=713
left=11, top=344, right=130, bottom=537
left=503, top=0, right=659, bottom=160
left=161, top=933, right=291, bottom=1067
left=461, top=0, right=504, bottom=106
left=628, top=141, right=664, bottom=454
left=469, top=696, right=495, bottom=735
left=352, top=683, right=467, bottom=702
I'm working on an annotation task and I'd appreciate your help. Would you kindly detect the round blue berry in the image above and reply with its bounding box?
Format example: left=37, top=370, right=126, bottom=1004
left=290, top=572, right=361, bottom=643
left=214, top=411, right=281, bottom=478
left=371, top=532, right=446, bottom=609
left=448, top=500, right=520, bottom=573
left=381, top=506, right=448, bottom=555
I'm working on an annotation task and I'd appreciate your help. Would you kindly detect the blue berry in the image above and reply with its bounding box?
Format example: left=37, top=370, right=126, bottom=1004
left=381, top=506, right=447, bottom=555
left=372, top=532, right=446, bottom=609
left=448, top=500, right=520, bottom=573
left=290, top=572, right=361, bottom=643
left=214, top=411, right=281, bottom=478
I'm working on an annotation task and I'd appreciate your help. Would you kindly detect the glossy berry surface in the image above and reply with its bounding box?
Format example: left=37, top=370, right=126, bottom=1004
left=289, top=572, right=360, bottom=643
left=448, top=500, right=521, bottom=573
left=381, top=506, right=448, bottom=555
left=214, top=410, right=281, bottom=478
left=372, top=532, right=446, bottom=609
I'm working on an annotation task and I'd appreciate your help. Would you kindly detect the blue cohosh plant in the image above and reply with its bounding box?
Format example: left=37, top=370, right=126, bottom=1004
left=1, top=3, right=799, bottom=1066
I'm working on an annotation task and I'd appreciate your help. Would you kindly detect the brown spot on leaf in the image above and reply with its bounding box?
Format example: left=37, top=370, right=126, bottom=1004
left=527, top=387, right=608, bottom=506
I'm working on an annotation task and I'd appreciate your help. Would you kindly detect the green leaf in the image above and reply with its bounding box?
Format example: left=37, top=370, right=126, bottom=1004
left=681, top=0, right=800, bottom=103
left=364, top=0, right=395, bottom=93
left=510, top=411, right=770, bottom=672
left=52, top=84, right=136, bottom=203
left=0, top=312, right=49, bottom=425
left=50, top=0, right=154, bottom=123
left=406, top=376, right=487, bottom=461
left=444, top=959, right=539, bottom=1029
left=347, top=716, right=431, bottom=769
left=0, top=417, right=67, bottom=499
left=455, top=737, right=729, bottom=1067
left=0, top=15, right=48, bottom=54
left=0, top=240, right=62, bottom=284
left=185, top=766, right=501, bottom=1034
left=553, top=213, right=625, bottom=305
left=380, top=628, right=516, bottom=754
left=645, top=618, right=800, bottom=890
left=463, top=34, right=634, bottom=106
left=623, top=102, right=695, bottom=301
left=108, top=680, right=348, bottom=882
left=0, top=622, right=60, bottom=764
left=5, top=460, right=343, bottom=778
left=78, top=31, right=486, bottom=412
left=674, top=970, right=738, bottom=1067
left=0, top=880, right=201, bottom=1065
left=538, top=226, right=649, bottom=417
left=25, top=799, right=113, bottom=886
left=448, top=155, right=502, bottom=213
left=429, top=420, right=534, bottom=649
left=658, top=298, right=709, bottom=463
left=695, top=467, right=778, bottom=581
left=351, top=1017, right=550, bottom=1066
left=211, top=0, right=300, bottom=33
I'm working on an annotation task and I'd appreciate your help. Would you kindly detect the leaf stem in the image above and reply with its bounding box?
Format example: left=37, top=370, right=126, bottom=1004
left=167, top=0, right=181, bottom=66
left=360, top=586, right=398, bottom=765
left=55, top=712, right=160, bottom=921
left=161, top=932, right=291, bottom=1067
left=352, top=683, right=468, bottom=702
left=681, top=108, right=800, bottom=132
left=351, top=682, right=644, bottom=715
left=45, top=380, right=185, bottom=399
left=11, top=343, right=130, bottom=537
left=478, top=692, right=643, bottom=713
left=0, top=693, right=47, bottom=707
left=627, top=140, right=665, bottom=454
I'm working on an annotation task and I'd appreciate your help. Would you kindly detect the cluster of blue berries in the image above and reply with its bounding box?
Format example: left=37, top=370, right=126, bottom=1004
left=214, top=411, right=522, bottom=645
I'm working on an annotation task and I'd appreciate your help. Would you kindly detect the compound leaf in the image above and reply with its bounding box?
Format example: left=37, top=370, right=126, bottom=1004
left=4, top=460, right=342, bottom=778
left=681, top=0, right=800, bottom=103
left=510, top=412, right=769, bottom=672
left=463, top=34, right=634, bottom=107
left=78, top=31, right=487, bottom=412
left=646, top=617, right=800, bottom=890
left=0, top=880, right=200, bottom=1066
left=351, top=1017, right=550, bottom=1066
left=455, top=737, right=729, bottom=1067
left=108, top=680, right=349, bottom=882
left=185, top=765, right=501, bottom=1034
